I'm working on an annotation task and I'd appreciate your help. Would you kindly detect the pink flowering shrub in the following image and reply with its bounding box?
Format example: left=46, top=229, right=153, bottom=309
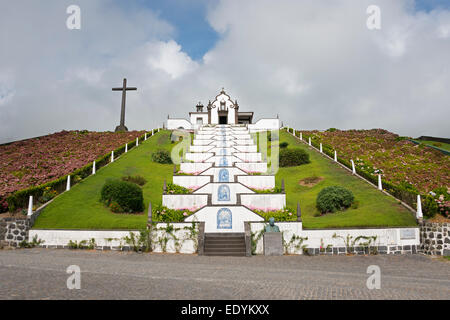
left=0, top=130, right=146, bottom=212
left=248, top=206, right=296, bottom=221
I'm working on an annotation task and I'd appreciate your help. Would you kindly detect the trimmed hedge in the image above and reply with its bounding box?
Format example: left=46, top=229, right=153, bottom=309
left=100, top=179, right=144, bottom=213
left=279, top=148, right=310, bottom=167
left=5, top=131, right=154, bottom=212
left=316, top=186, right=355, bottom=213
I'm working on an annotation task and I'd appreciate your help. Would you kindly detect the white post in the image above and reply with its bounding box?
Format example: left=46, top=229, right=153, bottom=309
left=92, top=161, right=96, bottom=175
left=319, top=143, right=323, bottom=153
left=145, top=133, right=147, bottom=140
left=111, top=151, right=114, bottom=163
left=136, top=137, right=139, bottom=146
left=125, top=143, right=128, bottom=153
left=152, top=129, right=154, bottom=135
left=293, top=129, right=295, bottom=136
left=27, top=196, right=33, bottom=216
left=351, top=159, right=356, bottom=174
left=66, top=175, right=71, bottom=191
left=300, top=132, right=302, bottom=140
left=158, top=128, right=160, bottom=132
left=416, top=194, right=423, bottom=220
left=378, top=174, right=382, bottom=190
left=308, top=137, right=311, bottom=146
left=334, top=150, right=337, bottom=162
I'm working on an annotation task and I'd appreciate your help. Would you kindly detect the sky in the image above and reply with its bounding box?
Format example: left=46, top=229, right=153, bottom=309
left=0, top=0, right=449, bottom=143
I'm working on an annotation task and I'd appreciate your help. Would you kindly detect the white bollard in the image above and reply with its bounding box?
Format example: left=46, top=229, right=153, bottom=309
left=27, top=196, right=33, bottom=216
left=158, top=128, right=160, bottom=132
left=152, top=129, right=154, bottom=135
left=125, top=143, right=128, bottom=153
left=308, top=137, right=311, bottom=146
left=416, top=194, right=423, bottom=219
left=66, top=175, right=71, bottom=191
left=145, top=133, right=147, bottom=140
left=111, top=151, right=114, bottom=163
left=320, top=143, right=323, bottom=153
left=293, top=129, right=295, bottom=136
left=136, top=137, right=139, bottom=146
left=351, top=159, right=356, bottom=174
left=92, top=161, right=96, bottom=175
left=334, top=150, right=337, bottom=162
left=300, top=132, right=302, bottom=140
left=378, top=174, right=382, bottom=190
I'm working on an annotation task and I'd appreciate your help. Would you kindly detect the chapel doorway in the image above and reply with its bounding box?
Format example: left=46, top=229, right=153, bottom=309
left=219, top=116, right=227, bottom=124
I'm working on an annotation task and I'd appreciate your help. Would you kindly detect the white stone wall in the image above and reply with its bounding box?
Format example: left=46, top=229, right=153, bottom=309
left=248, top=118, right=280, bottom=132
left=162, top=194, right=208, bottom=210
left=29, top=222, right=198, bottom=254
left=185, top=207, right=264, bottom=233
left=167, top=119, right=192, bottom=130
left=237, top=175, right=275, bottom=189
left=250, top=223, right=420, bottom=255
left=179, top=162, right=212, bottom=174
left=241, top=194, right=286, bottom=210
left=236, top=162, right=267, bottom=173
left=172, top=175, right=211, bottom=189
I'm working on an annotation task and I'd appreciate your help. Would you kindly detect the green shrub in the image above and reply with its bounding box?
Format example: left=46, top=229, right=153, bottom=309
left=152, top=204, right=193, bottom=222
left=167, top=183, right=192, bottom=194
left=316, top=186, right=355, bottom=213
left=279, top=142, right=289, bottom=148
left=121, top=175, right=147, bottom=186
left=152, top=149, right=172, bottom=164
left=279, top=148, right=310, bottom=167
left=100, top=179, right=144, bottom=213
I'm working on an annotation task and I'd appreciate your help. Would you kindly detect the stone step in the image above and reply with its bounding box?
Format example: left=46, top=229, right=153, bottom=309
left=203, top=232, right=247, bottom=256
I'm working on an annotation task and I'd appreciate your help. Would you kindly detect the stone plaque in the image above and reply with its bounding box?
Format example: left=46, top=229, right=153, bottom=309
left=264, top=232, right=283, bottom=256
left=400, top=228, right=416, bottom=240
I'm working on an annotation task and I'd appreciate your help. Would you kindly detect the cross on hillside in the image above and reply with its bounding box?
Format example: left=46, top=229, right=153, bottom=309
left=112, top=78, right=137, bottom=132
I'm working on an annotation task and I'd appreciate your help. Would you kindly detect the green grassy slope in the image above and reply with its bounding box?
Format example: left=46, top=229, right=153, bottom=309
left=33, top=130, right=174, bottom=230
left=275, top=131, right=417, bottom=228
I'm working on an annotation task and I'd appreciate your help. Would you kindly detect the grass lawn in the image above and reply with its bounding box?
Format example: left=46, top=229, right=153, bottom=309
left=274, top=131, right=417, bottom=229
left=33, top=130, right=175, bottom=230
left=414, top=140, right=450, bottom=152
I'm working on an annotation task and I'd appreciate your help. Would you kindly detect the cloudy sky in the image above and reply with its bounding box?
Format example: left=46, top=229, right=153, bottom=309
left=0, top=0, right=449, bottom=143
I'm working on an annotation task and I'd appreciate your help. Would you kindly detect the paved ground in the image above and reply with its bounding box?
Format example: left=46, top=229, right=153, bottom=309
left=0, top=249, right=448, bottom=300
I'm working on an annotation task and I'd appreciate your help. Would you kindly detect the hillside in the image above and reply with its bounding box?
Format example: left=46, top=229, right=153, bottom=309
left=0, top=130, right=145, bottom=211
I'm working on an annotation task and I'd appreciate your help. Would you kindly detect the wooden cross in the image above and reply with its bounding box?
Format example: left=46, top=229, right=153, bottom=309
left=112, top=78, right=137, bottom=132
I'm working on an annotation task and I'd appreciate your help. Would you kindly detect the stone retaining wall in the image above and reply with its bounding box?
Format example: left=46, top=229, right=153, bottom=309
left=0, top=217, right=30, bottom=247
left=420, top=222, right=450, bottom=256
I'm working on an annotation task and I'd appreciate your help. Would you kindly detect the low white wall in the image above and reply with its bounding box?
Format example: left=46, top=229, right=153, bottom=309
left=234, top=145, right=257, bottom=153
left=173, top=175, right=211, bottom=189
left=241, top=194, right=286, bottom=210
left=249, top=223, right=420, bottom=255
left=180, top=162, right=212, bottom=173
left=237, top=175, right=275, bottom=189
left=167, top=119, right=192, bottom=130
left=185, top=152, right=213, bottom=162
left=248, top=118, right=280, bottom=132
left=234, top=152, right=262, bottom=162
left=29, top=222, right=198, bottom=254
left=236, top=162, right=267, bottom=173
left=162, top=194, right=208, bottom=210
left=201, top=167, right=247, bottom=182
left=185, top=206, right=264, bottom=233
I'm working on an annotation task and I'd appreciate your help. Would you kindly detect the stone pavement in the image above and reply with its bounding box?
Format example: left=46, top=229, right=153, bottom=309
left=0, top=249, right=448, bottom=300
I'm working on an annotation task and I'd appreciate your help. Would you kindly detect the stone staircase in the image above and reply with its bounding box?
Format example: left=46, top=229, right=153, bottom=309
left=161, top=124, right=286, bottom=256
left=204, top=233, right=246, bottom=256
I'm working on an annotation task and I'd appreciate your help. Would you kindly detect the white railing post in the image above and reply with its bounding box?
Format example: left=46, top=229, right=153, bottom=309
left=300, top=132, right=302, bottom=140
left=111, top=151, right=114, bottom=163
left=416, top=194, right=423, bottom=220
left=66, top=175, right=71, bottom=191
left=27, top=196, right=33, bottom=216
left=319, top=143, right=323, bottom=153
left=92, top=161, right=96, bottom=175
left=378, top=174, right=382, bottom=190
left=334, top=150, right=337, bottom=162
left=351, top=159, right=356, bottom=174
left=136, top=137, right=139, bottom=146
left=125, top=143, right=128, bottom=153
left=308, top=137, right=311, bottom=146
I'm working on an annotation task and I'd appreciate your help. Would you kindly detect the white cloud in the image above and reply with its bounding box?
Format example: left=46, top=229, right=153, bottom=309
left=0, top=0, right=449, bottom=143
